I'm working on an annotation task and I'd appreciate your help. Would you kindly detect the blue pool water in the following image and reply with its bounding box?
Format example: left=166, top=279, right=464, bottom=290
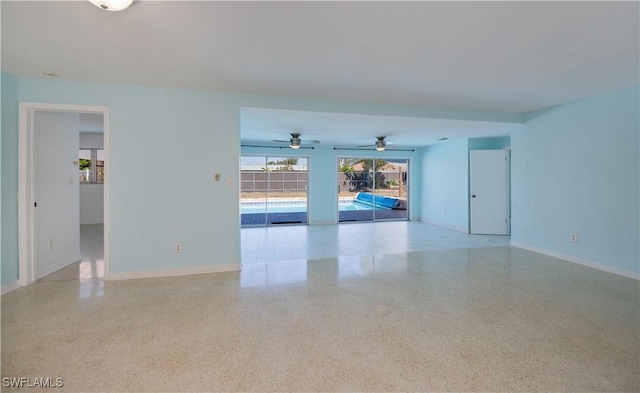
left=241, top=204, right=307, bottom=214
left=240, top=200, right=372, bottom=214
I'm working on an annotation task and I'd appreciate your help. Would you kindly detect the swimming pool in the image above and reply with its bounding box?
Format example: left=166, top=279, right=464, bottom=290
left=241, top=204, right=308, bottom=214
left=339, top=200, right=374, bottom=211
left=241, top=199, right=306, bottom=214
left=240, top=199, right=373, bottom=214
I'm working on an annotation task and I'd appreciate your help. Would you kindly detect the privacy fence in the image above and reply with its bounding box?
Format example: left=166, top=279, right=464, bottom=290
left=241, top=171, right=406, bottom=193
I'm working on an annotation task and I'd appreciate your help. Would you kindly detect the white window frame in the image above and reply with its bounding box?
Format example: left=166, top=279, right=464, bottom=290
left=79, top=148, right=104, bottom=184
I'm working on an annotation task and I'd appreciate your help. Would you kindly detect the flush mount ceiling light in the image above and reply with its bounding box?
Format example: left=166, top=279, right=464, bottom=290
left=88, top=0, right=133, bottom=11
left=43, top=71, right=58, bottom=77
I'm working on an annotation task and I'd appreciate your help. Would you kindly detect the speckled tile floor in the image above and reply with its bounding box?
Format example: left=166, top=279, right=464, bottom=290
left=2, top=224, right=639, bottom=392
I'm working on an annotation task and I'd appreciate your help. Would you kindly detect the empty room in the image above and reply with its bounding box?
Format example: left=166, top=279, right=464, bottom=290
left=1, top=1, right=638, bottom=392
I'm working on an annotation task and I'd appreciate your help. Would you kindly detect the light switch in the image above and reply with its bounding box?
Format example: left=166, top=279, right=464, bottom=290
left=68, top=177, right=74, bottom=186
left=227, top=179, right=234, bottom=188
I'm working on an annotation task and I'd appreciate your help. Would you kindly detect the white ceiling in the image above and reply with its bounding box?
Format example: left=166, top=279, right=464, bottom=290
left=3, top=1, right=638, bottom=147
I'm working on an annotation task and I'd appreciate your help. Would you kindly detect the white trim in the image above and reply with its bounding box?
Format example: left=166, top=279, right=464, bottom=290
left=309, top=220, right=336, bottom=226
left=510, top=241, right=640, bottom=281
left=422, top=218, right=469, bottom=233
left=109, top=264, right=242, bottom=281
left=102, top=107, right=111, bottom=281
left=18, top=104, right=31, bottom=286
left=1, top=280, right=20, bottom=296
left=18, top=103, right=111, bottom=286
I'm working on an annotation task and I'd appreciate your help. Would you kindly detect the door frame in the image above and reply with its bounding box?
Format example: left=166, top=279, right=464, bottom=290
left=18, top=102, right=111, bottom=286
left=469, top=148, right=510, bottom=235
left=336, top=156, right=411, bottom=223
left=240, top=154, right=310, bottom=227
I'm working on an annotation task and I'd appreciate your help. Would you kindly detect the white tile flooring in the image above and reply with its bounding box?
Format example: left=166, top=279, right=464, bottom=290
left=40, top=224, right=104, bottom=281
left=6, top=222, right=639, bottom=391
left=241, top=221, right=510, bottom=264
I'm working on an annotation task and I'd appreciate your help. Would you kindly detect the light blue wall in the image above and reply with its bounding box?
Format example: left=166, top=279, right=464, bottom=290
left=419, top=135, right=516, bottom=232
left=1, top=71, right=20, bottom=286
left=512, top=87, right=640, bottom=275
left=241, top=145, right=421, bottom=224
left=17, top=79, right=243, bottom=274
left=5, top=74, right=637, bottom=279
left=419, top=139, right=470, bottom=231
left=9, top=76, right=516, bottom=277
left=468, top=136, right=511, bottom=150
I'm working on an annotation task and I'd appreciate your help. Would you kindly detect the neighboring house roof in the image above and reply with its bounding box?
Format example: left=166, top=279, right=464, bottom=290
left=241, top=165, right=308, bottom=171
left=351, top=162, right=407, bottom=172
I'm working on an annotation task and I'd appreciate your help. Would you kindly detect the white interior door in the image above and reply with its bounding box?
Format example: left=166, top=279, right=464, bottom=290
left=470, top=149, right=510, bottom=235
left=34, top=111, right=82, bottom=278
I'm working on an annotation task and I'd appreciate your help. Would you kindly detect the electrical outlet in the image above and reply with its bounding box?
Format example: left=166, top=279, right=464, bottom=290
left=48, top=240, right=54, bottom=251
left=175, top=243, right=182, bottom=253
left=570, top=234, right=579, bottom=243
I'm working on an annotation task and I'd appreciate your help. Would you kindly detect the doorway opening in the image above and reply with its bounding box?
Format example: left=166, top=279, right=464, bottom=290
left=337, top=157, right=409, bottom=222
left=18, top=103, right=110, bottom=286
left=75, top=117, right=105, bottom=280
left=240, top=155, right=309, bottom=227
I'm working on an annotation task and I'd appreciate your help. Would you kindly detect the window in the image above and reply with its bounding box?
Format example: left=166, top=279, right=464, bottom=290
left=79, top=148, right=104, bottom=184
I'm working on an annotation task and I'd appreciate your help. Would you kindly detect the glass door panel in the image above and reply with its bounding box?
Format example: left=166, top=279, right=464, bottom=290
left=338, top=157, right=408, bottom=223
left=241, top=156, right=308, bottom=227
left=266, top=156, right=308, bottom=225
left=241, top=156, right=267, bottom=226
left=338, top=158, right=374, bottom=222
left=373, top=159, right=408, bottom=221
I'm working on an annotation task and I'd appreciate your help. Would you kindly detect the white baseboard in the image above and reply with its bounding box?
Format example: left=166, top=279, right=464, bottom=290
left=422, top=218, right=469, bottom=233
left=309, top=220, right=336, bottom=225
left=1, top=280, right=20, bottom=296
left=109, top=263, right=242, bottom=281
left=510, top=241, right=639, bottom=281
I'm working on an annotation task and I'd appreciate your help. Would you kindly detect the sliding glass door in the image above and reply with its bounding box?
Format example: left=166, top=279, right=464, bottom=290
left=337, top=158, right=408, bottom=222
left=241, top=156, right=308, bottom=227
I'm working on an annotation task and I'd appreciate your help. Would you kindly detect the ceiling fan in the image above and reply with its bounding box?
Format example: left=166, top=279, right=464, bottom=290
left=358, top=136, right=395, bottom=151
left=272, top=133, right=320, bottom=149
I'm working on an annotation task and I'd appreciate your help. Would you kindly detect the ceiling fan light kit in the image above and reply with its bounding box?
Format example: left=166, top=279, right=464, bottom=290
left=270, top=134, right=398, bottom=151
left=88, top=0, right=133, bottom=11
left=358, top=136, right=392, bottom=151
left=290, top=135, right=301, bottom=149
left=272, top=133, right=319, bottom=149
